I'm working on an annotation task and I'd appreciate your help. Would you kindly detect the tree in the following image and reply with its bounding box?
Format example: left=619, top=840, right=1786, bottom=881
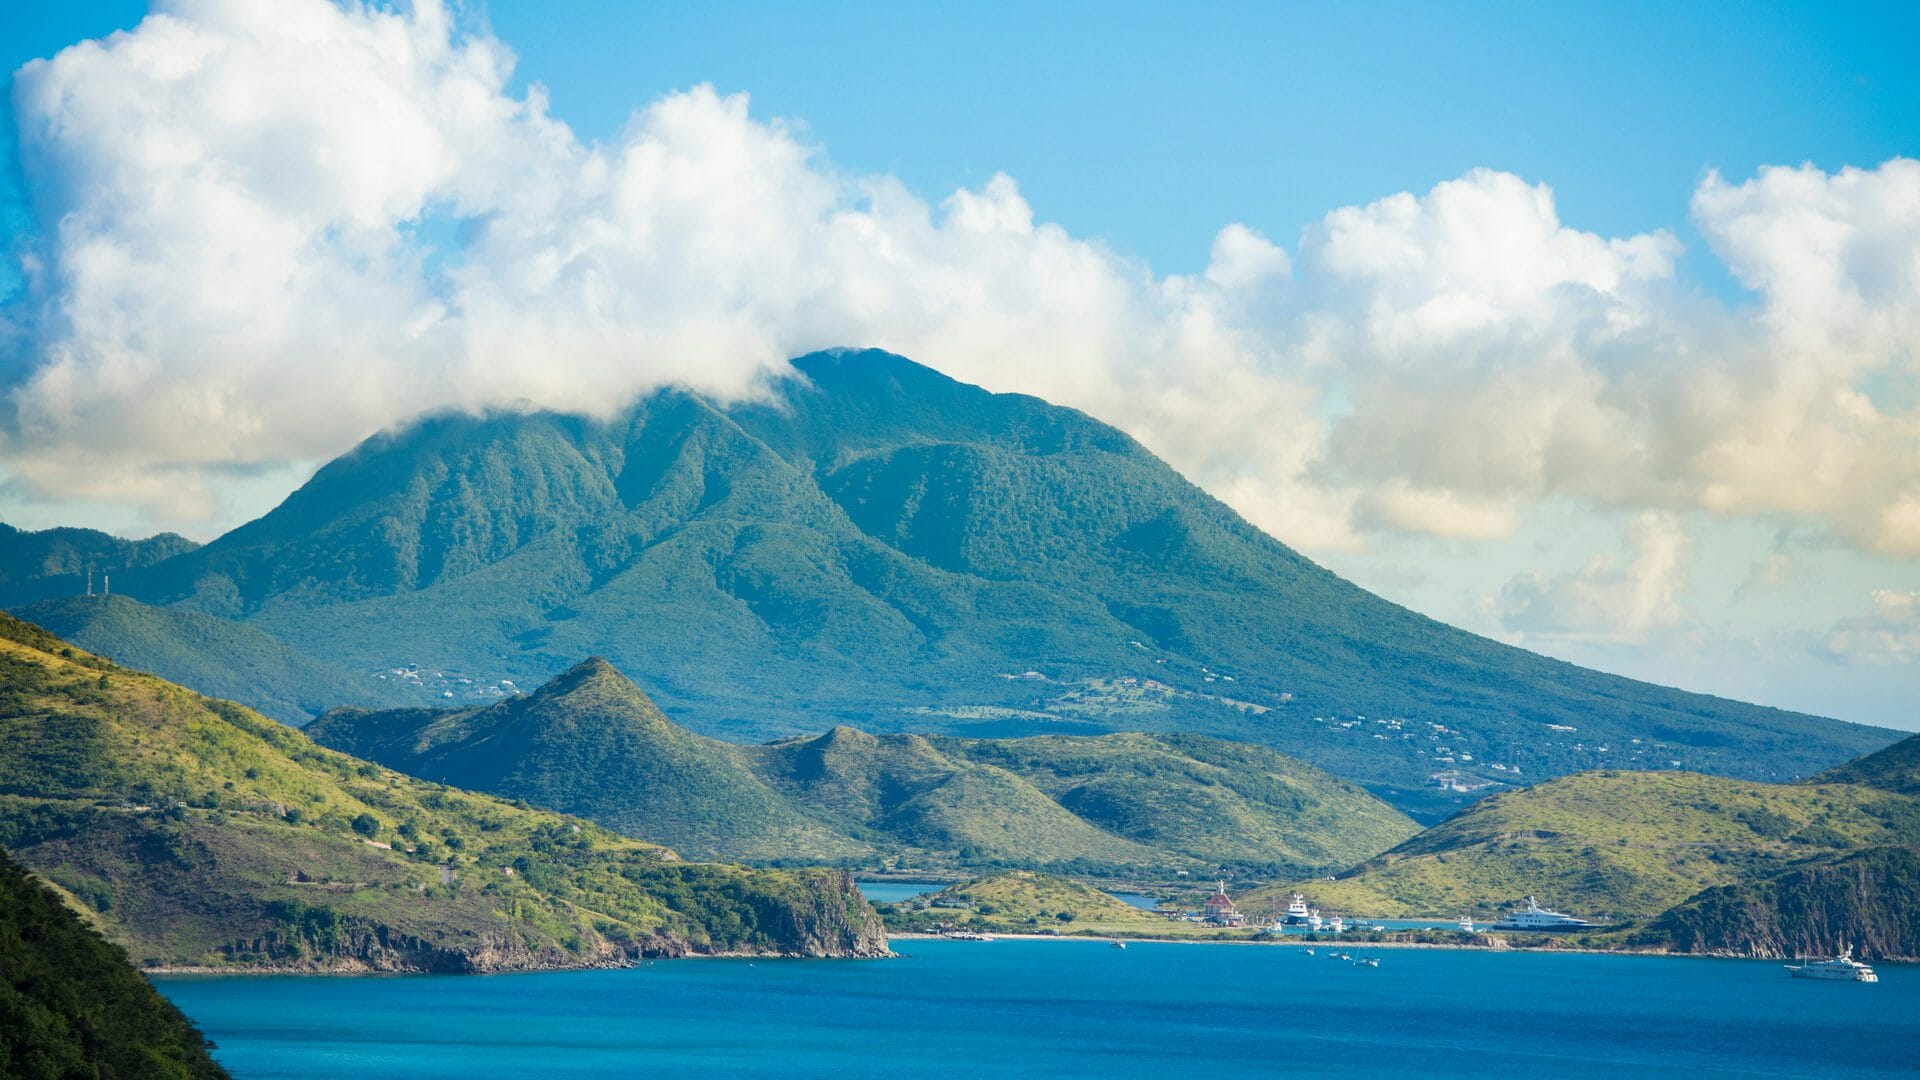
left=350, top=813, right=380, bottom=839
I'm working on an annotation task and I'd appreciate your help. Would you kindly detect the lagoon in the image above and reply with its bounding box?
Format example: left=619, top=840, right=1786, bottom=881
left=157, top=939, right=1920, bottom=1078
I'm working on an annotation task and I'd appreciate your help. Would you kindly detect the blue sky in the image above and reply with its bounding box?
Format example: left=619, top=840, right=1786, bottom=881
left=1, top=1, right=1917, bottom=728
left=7, top=2, right=1919, bottom=284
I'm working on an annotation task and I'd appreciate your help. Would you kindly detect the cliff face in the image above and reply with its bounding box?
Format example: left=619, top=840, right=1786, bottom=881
left=1648, top=846, right=1920, bottom=961
left=761, top=870, right=893, bottom=959
left=192, top=868, right=890, bottom=972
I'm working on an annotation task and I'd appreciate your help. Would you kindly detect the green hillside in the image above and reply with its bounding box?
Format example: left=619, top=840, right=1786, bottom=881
left=14, top=594, right=420, bottom=725
left=1633, top=845, right=1920, bottom=961
left=879, top=870, right=1260, bottom=940
left=310, top=658, right=866, bottom=863
left=0, top=614, right=887, bottom=969
left=0, top=846, right=228, bottom=1080
left=1814, top=730, right=1920, bottom=795
left=21, top=351, right=1896, bottom=816
left=1243, top=769, right=1920, bottom=919
left=0, top=523, right=198, bottom=607
left=310, top=658, right=1420, bottom=875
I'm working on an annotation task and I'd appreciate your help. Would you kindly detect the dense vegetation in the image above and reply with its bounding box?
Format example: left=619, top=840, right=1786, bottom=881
left=1630, top=846, right=1920, bottom=961
left=1813, top=731, right=1920, bottom=795
left=0, top=846, right=229, bottom=1079
left=0, top=613, right=886, bottom=969
left=15, top=595, right=420, bottom=724
left=9, top=351, right=1892, bottom=819
left=0, top=523, right=198, bottom=607
left=309, top=657, right=1418, bottom=876
left=1245, top=768, right=1920, bottom=921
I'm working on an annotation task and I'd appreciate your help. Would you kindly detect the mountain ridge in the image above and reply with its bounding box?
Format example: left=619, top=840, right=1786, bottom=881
left=7, top=350, right=1897, bottom=817
left=309, top=656, right=1421, bottom=875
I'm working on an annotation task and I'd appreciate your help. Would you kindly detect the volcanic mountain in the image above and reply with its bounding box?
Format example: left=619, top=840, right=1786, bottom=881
left=7, top=350, right=1896, bottom=818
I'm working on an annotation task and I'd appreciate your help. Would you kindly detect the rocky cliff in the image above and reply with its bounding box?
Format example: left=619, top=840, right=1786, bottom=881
left=1645, top=846, right=1920, bottom=961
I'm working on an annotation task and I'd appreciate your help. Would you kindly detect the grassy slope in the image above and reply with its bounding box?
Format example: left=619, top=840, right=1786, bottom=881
left=0, top=614, right=885, bottom=969
left=53, top=352, right=1894, bottom=820
left=311, top=660, right=1419, bottom=876
left=1814, top=731, right=1920, bottom=795
left=1242, top=770, right=1920, bottom=919
left=13, top=594, right=418, bottom=724
left=0, top=846, right=228, bottom=1080
left=1635, top=845, right=1920, bottom=960
left=311, top=659, right=867, bottom=863
left=910, top=870, right=1173, bottom=935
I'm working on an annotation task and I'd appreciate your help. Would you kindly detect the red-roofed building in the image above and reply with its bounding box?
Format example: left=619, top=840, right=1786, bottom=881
left=1203, top=881, right=1245, bottom=927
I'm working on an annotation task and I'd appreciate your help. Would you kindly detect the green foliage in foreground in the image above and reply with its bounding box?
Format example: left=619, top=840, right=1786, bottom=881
left=49, top=351, right=1895, bottom=819
left=13, top=594, right=420, bottom=725
left=1243, top=768, right=1920, bottom=921
left=0, top=613, right=885, bottom=970
left=310, top=658, right=1420, bottom=877
left=0, top=846, right=228, bottom=1080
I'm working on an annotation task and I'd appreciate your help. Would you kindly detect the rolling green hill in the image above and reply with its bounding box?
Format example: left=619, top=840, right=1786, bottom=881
left=1814, top=731, right=1920, bottom=795
left=18, top=351, right=1896, bottom=816
left=0, top=523, right=198, bottom=607
left=13, top=594, right=420, bottom=725
left=0, top=846, right=228, bottom=1080
left=1242, top=769, right=1920, bottom=920
left=0, top=614, right=887, bottom=969
left=309, top=657, right=1420, bottom=876
left=309, top=658, right=866, bottom=863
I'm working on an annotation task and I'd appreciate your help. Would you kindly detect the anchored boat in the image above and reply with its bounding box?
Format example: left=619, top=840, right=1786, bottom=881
left=1491, top=896, right=1597, bottom=931
left=1786, top=948, right=1879, bottom=983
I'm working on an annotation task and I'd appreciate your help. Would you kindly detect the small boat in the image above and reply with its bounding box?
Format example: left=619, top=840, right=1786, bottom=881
left=1304, top=948, right=1315, bottom=956
left=1786, top=948, right=1878, bottom=983
left=945, top=931, right=995, bottom=942
left=1354, top=957, right=1379, bottom=967
left=1110, top=941, right=1128, bottom=950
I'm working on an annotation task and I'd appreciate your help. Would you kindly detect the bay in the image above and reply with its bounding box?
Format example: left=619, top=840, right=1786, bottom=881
left=157, top=939, right=1920, bottom=1078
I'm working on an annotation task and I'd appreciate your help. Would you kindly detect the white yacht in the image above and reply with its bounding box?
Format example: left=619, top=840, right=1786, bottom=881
left=1307, top=910, right=1323, bottom=932
left=1459, top=916, right=1476, bottom=933
left=1490, top=896, right=1597, bottom=931
left=1786, top=948, right=1879, bottom=983
left=1283, top=893, right=1313, bottom=925
left=1328, top=916, right=1345, bottom=933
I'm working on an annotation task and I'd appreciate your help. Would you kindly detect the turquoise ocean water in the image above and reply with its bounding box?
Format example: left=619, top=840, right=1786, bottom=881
left=157, top=939, right=1920, bottom=1078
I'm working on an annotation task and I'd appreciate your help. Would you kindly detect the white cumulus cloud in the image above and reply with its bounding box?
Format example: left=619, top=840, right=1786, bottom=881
left=1495, top=512, right=1693, bottom=644
left=0, top=0, right=1916, bottom=571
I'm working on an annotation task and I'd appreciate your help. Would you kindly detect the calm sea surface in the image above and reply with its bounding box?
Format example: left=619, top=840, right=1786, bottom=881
left=156, top=939, right=1920, bottom=1078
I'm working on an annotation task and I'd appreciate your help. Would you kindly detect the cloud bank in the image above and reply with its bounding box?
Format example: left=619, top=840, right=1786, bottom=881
left=4, top=0, right=1918, bottom=570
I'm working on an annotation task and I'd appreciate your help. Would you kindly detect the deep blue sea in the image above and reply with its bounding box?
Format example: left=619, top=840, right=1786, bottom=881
left=157, top=939, right=1920, bottom=1078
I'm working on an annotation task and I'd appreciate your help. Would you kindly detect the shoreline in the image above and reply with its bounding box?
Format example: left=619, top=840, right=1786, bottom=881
left=886, top=930, right=1914, bottom=963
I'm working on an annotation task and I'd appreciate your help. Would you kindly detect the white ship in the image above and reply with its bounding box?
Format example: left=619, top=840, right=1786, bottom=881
left=1328, top=916, right=1345, bottom=933
left=1786, top=948, right=1878, bottom=983
left=1458, top=915, right=1476, bottom=933
left=1282, top=893, right=1313, bottom=925
left=1490, top=896, right=1597, bottom=931
left=1308, top=910, right=1323, bottom=932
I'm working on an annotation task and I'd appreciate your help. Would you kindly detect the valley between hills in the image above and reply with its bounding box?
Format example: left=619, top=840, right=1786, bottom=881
left=2, top=351, right=1917, bottom=973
